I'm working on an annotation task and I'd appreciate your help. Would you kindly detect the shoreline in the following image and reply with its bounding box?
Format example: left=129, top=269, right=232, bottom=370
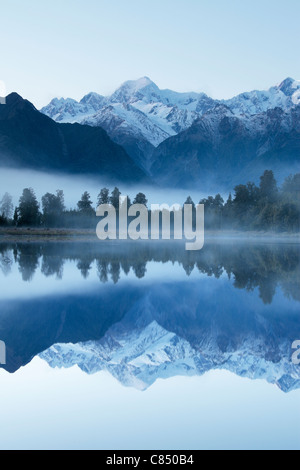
left=0, top=227, right=299, bottom=244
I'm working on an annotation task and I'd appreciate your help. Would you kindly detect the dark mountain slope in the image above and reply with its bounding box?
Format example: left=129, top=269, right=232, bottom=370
left=0, top=93, right=148, bottom=183
left=150, top=105, right=300, bottom=188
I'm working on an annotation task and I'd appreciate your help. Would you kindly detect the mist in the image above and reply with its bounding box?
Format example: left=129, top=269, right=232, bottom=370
left=0, top=167, right=216, bottom=209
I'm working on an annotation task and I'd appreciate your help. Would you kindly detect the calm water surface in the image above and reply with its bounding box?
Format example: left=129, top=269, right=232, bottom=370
left=0, top=240, right=299, bottom=450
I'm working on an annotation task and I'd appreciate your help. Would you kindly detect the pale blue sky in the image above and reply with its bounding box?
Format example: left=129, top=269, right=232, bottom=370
left=1, top=0, right=299, bottom=108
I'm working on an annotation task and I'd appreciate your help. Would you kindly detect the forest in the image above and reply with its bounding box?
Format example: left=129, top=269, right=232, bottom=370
left=0, top=170, right=299, bottom=232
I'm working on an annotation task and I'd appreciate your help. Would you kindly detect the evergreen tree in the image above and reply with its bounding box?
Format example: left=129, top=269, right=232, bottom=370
left=77, top=191, right=94, bottom=213
left=56, top=190, right=65, bottom=211
left=223, top=193, right=234, bottom=227
left=259, top=170, right=278, bottom=202
left=133, top=192, right=148, bottom=207
left=282, top=174, right=300, bottom=202
left=18, top=188, right=40, bottom=226
left=42, top=190, right=65, bottom=226
left=13, top=207, right=19, bottom=226
left=184, top=196, right=195, bottom=208
left=110, top=187, right=121, bottom=210
left=214, top=194, right=225, bottom=209
left=225, top=193, right=233, bottom=211
left=97, top=188, right=110, bottom=207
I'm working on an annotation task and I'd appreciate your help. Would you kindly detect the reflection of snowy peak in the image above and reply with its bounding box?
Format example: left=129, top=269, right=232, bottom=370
left=41, top=77, right=300, bottom=149
left=40, top=315, right=300, bottom=393
left=40, top=322, right=197, bottom=391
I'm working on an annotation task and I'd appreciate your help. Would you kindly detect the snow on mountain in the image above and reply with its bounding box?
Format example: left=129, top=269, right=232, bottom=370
left=40, top=77, right=214, bottom=147
left=39, top=317, right=300, bottom=393
left=40, top=321, right=197, bottom=391
left=148, top=96, right=300, bottom=188
left=42, top=93, right=106, bottom=123
left=224, top=78, right=300, bottom=116
left=41, top=77, right=300, bottom=150
left=83, top=102, right=172, bottom=148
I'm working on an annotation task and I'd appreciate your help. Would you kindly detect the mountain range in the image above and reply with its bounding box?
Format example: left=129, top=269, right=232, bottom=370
left=41, top=76, right=300, bottom=147
left=0, top=93, right=148, bottom=183
left=38, top=254, right=300, bottom=394
left=39, top=77, right=300, bottom=187
left=40, top=315, right=300, bottom=393
left=0, top=77, right=299, bottom=188
left=151, top=104, right=300, bottom=187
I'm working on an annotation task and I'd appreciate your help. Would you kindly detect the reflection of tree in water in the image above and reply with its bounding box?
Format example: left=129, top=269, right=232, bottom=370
left=259, top=278, right=277, bottom=305
left=225, top=246, right=299, bottom=304
left=121, top=260, right=131, bottom=276
left=0, top=247, right=13, bottom=276
left=96, top=259, right=147, bottom=283
left=197, top=262, right=224, bottom=279
left=132, top=262, right=147, bottom=279
left=182, top=261, right=195, bottom=277
left=2, top=242, right=299, bottom=304
left=41, top=255, right=64, bottom=280
left=77, top=256, right=94, bottom=279
left=109, top=262, right=121, bottom=284
left=16, top=244, right=41, bottom=282
left=96, top=260, right=109, bottom=283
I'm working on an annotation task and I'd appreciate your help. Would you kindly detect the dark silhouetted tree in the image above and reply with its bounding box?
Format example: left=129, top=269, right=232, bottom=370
left=97, top=188, right=110, bottom=207
left=18, top=188, right=40, bottom=226
left=184, top=196, right=195, bottom=208
left=110, top=187, right=121, bottom=211
left=77, top=192, right=94, bottom=214
left=259, top=170, right=278, bottom=202
left=133, top=193, right=148, bottom=207
left=42, top=190, right=65, bottom=227
left=13, top=208, right=19, bottom=226
left=282, top=173, right=300, bottom=203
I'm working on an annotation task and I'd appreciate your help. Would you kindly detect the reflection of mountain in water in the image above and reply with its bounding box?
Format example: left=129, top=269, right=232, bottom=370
left=40, top=279, right=300, bottom=393
left=0, top=241, right=299, bottom=392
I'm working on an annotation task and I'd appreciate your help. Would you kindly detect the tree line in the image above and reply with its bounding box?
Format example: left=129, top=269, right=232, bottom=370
left=0, top=170, right=299, bottom=232
left=1, top=241, right=299, bottom=304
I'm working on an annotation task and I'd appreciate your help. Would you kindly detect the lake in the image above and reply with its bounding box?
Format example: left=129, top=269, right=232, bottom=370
left=0, top=239, right=299, bottom=450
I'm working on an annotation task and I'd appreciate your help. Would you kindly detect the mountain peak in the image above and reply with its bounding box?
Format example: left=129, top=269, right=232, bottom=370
left=50, top=96, right=78, bottom=105
left=122, top=76, right=156, bottom=90
left=111, top=77, right=159, bottom=103
left=114, top=77, right=158, bottom=94
left=3, top=93, right=37, bottom=114
left=6, top=92, right=25, bottom=104
left=80, top=92, right=104, bottom=106
left=278, top=77, right=300, bottom=96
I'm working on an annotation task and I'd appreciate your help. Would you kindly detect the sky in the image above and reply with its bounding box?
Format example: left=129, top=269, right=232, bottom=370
left=0, top=0, right=300, bottom=108
left=0, top=359, right=299, bottom=450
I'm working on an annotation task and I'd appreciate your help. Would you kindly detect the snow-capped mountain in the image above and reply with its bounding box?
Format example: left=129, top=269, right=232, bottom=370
left=39, top=309, right=300, bottom=393
left=224, top=77, right=300, bottom=115
left=41, top=77, right=215, bottom=146
left=41, top=77, right=300, bottom=147
left=150, top=103, right=300, bottom=188
left=40, top=77, right=300, bottom=173
left=42, top=92, right=106, bottom=123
